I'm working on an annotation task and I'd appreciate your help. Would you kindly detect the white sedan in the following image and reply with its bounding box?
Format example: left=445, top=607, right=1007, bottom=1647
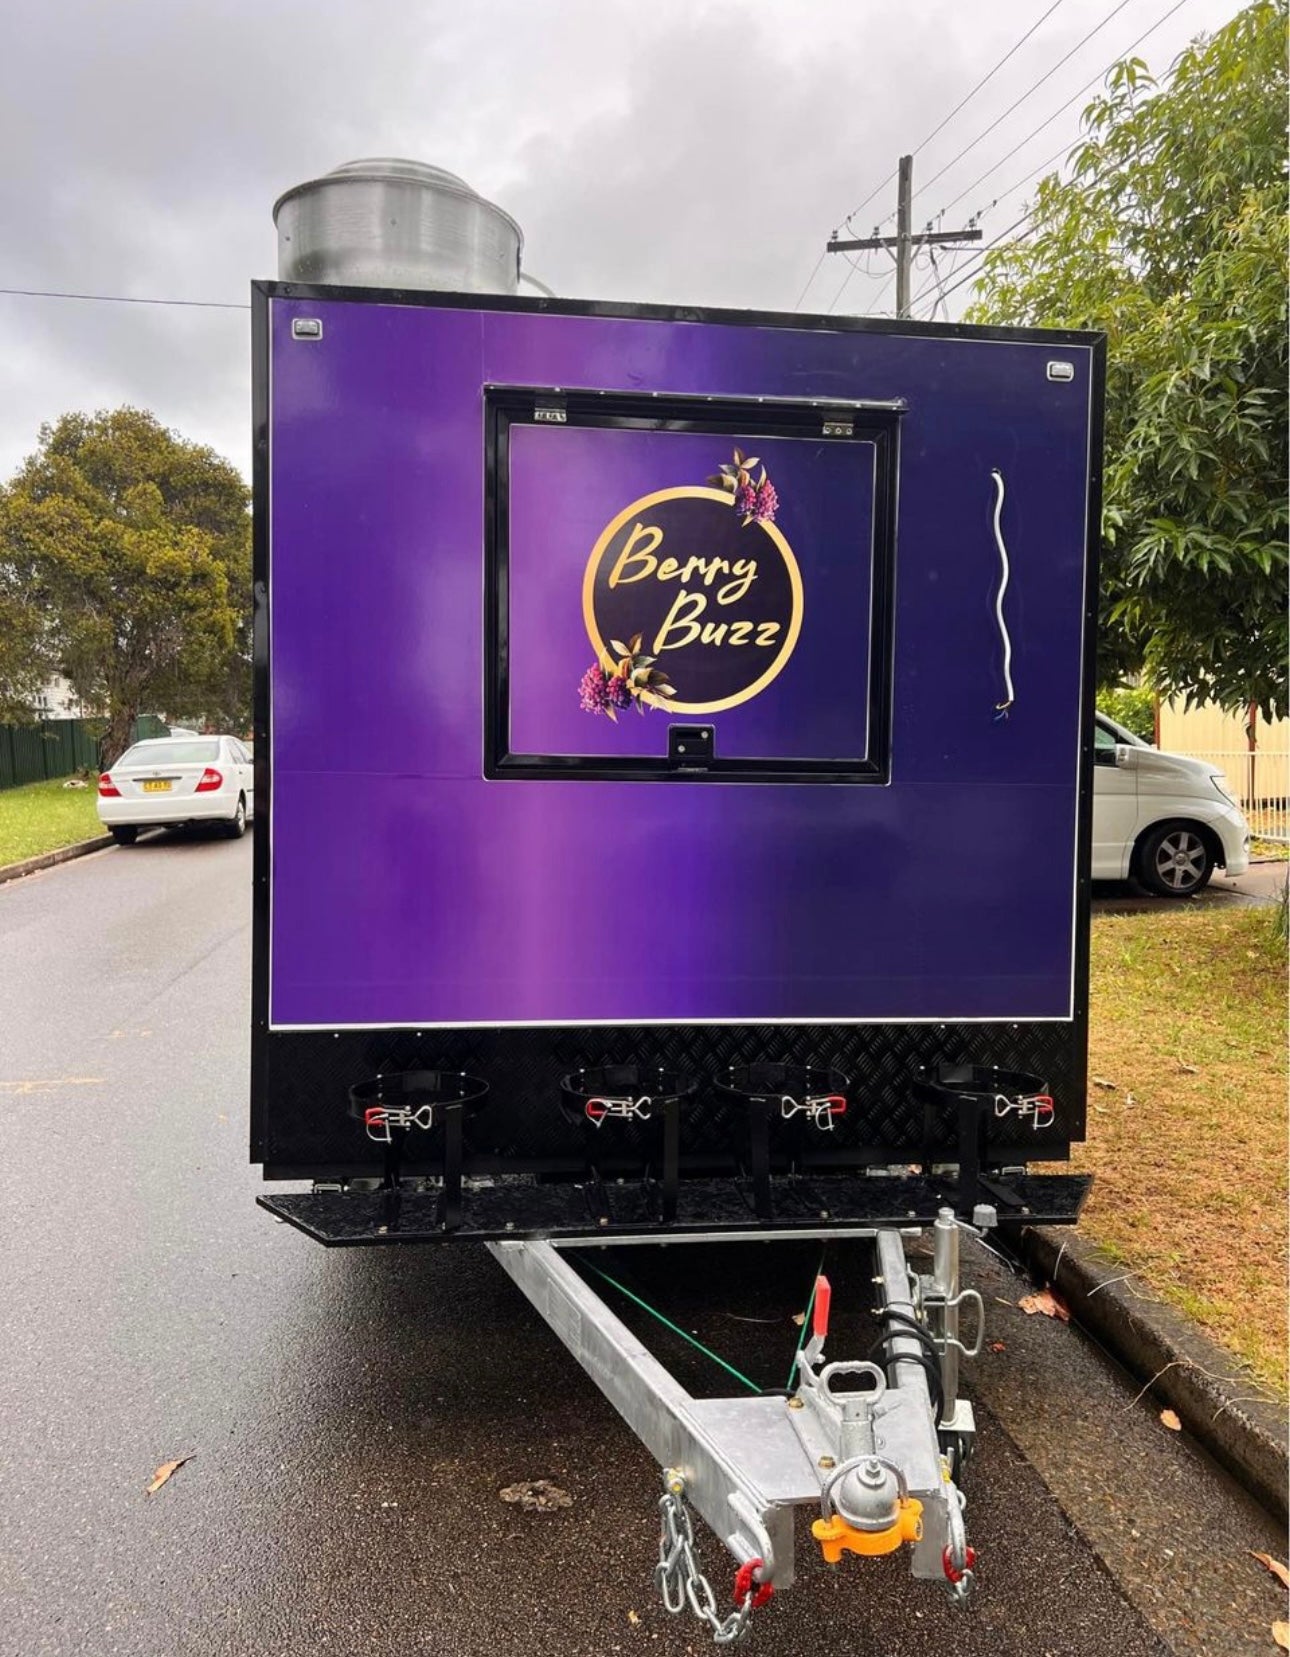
left=96, top=735, right=254, bottom=845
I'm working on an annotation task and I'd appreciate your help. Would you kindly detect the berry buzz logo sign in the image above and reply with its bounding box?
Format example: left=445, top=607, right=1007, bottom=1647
left=490, top=403, right=893, bottom=783
left=579, top=451, right=804, bottom=721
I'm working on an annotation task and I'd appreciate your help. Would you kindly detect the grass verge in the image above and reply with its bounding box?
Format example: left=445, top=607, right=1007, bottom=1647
left=0, top=776, right=104, bottom=867
left=1067, top=906, right=1288, bottom=1396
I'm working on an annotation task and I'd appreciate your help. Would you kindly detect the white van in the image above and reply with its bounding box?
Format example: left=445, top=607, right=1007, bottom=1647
left=1093, top=713, right=1250, bottom=896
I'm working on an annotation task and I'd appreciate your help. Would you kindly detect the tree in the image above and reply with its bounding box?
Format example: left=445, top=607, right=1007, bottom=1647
left=967, top=0, right=1288, bottom=719
left=0, top=408, right=251, bottom=760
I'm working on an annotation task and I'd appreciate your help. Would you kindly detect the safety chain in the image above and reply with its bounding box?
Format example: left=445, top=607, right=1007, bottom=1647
left=655, top=1486, right=771, bottom=1644
left=941, top=1478, right=976, bottom=1606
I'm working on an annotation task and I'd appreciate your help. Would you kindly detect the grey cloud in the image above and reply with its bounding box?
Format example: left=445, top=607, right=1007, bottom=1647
left=0, top=0, right=1242, bottom=481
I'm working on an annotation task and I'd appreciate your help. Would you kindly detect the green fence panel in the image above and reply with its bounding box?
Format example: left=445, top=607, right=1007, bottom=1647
left=0, top=715, right=173, bottom=790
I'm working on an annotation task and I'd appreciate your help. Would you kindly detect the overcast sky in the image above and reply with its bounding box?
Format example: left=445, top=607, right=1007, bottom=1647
left=1, top=0, right=1242, bottom=483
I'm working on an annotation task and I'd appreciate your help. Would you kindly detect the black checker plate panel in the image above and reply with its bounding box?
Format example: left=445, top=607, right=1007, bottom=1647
left=259, top=1171, right=1092, bottom=1244
left=259, top=1020, right=1085, bottom=1177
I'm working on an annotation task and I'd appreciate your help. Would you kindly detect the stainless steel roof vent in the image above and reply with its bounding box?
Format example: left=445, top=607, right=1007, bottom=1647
left=273, top=159, right=524, bottom=294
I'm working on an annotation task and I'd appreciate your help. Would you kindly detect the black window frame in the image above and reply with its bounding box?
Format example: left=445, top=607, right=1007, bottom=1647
left=483, top=385, right=902, bottom=786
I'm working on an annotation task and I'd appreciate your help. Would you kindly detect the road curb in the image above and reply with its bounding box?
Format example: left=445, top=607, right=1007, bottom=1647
left=1015, top=1224, right=1287, bottom=1522
left=0, top=834, right=113, bottom=886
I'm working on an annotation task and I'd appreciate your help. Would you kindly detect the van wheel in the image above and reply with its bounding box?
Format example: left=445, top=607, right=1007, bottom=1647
left=110, top=826, right=138, bottom=846
left=1136, top=824, right=1214, bottom=897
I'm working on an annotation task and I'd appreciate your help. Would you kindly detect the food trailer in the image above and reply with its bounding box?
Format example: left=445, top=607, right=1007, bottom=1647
left=253, top=160, right=1104, bottom=1641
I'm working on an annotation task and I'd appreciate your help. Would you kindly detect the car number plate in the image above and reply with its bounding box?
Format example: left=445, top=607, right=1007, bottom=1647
left=142, top=780, right=172, bottom=793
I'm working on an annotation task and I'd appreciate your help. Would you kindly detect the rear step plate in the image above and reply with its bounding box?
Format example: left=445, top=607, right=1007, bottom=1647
left=258, top=1172, right=1091, bottom=1245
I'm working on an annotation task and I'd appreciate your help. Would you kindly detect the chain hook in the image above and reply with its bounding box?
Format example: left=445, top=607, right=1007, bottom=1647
left=655, top=1486, right=769, bottom=1643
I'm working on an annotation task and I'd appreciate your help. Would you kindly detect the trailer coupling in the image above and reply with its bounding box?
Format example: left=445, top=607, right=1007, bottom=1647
left=487, top=1206, right=981, bottom=1642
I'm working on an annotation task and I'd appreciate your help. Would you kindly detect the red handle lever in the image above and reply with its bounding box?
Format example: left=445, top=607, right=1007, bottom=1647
left=813, top=1275, right=832, bottom=1342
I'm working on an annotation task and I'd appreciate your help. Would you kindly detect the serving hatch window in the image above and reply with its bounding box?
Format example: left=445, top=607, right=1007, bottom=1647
left=484, top=388, right=900, bottom=785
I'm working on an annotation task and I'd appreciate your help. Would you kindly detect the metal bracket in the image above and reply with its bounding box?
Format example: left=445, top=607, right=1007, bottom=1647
left=534, top=398, right=567, bottom=423
left=487, top=1237, right=801, bottom=1585
left=822, top=416, right=855, bottom=437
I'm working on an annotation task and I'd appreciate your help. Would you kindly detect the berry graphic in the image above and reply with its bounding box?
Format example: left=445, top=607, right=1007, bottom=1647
left=709, top=447, right=780, bottom=527
left=606, top=673, right=633, bottom=711
left=578, top=663, right=611, bottom=713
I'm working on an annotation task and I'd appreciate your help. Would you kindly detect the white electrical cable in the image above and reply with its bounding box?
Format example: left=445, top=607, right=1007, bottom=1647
left=990, top=468, right=1014, bottom=716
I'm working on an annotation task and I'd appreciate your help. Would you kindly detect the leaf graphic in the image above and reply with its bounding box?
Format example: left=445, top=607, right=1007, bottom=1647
left=628, top=633, right=643, bottom=654
left=742, top=457, right=760, bottom=470
left=636, top=655, right=656, bottom=667
left=605, top=705, right=617, bottom=723
left=610, top=640, right=629, bottom=658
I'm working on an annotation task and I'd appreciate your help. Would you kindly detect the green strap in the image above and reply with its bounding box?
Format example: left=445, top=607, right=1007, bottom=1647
left=579, top=1259, right=764, bottom=1397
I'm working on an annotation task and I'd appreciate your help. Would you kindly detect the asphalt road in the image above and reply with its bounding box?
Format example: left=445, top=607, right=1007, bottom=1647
left=1092, top=857, right=1286, bottom=914
left=0, top=836, right=1282, bottom=1657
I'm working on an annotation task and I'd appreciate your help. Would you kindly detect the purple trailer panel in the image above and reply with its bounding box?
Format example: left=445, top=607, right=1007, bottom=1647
left=267, top=296, right=1094, bottom=1032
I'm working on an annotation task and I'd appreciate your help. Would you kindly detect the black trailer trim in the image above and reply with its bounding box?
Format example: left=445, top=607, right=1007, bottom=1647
left=258, top=1170, right=1092, bottom=1245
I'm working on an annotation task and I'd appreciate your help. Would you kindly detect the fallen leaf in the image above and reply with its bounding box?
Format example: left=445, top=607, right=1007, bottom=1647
left=1159, top=1409, right=1182, bottom=1431
left=499, top=1479, right=573, bottom=1512
left=1092, top=1076, right=1118, bottom=1090
left=1253, top=1553, right=1290, bottom=1590
left=146, top=1455, right=192, bottom=1495
left=1019, top=1287, right=1070, bottom=1322
left=627, top=1609, right=641, bottom=1626
left=791, top=1312, right=805, bottom=1327
left=1124, top=1092, right=1137, bottom=1108
left=989, top=1341, right=1007, bottom=1353
left=1272, top=1621, right=1289, bottom=1651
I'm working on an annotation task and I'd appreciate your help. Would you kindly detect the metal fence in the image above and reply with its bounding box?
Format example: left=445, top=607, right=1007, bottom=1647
left=1170, top=745, right=1290, bottom=844
left=0, top=716, right=168, bottom=791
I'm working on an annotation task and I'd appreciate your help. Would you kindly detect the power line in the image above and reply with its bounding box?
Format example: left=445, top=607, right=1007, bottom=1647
left=835, top=0, right=1071, bottom=233
left=905, top=0, right=1071, bottom=172
left=913, top=0, right=1139, bottom=205
left=935, top=0, right=1193, bottom=222
left=792, top=250, right=828, bottom=311
left=0, top=285, right=249, bottom=311
left=910, top=210, right=1035, bottom=312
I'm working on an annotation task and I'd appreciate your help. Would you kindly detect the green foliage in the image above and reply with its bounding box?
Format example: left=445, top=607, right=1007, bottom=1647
left=0, top=409, right=250, bottom=761
left=968, top=1, right=1288, bottom=719
left=1096, top=684, right=1155, bottom=742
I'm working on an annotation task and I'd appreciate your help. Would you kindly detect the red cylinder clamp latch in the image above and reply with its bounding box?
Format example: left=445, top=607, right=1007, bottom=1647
left=813, top=1275, right=832, bottom=1342
left=733, top=1558, right=773, bottom=1609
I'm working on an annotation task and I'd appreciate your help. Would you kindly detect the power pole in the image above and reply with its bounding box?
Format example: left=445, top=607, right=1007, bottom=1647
left=895, top=153, right=913, bottom=320
left=827, top=154, right=981, bottom=319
